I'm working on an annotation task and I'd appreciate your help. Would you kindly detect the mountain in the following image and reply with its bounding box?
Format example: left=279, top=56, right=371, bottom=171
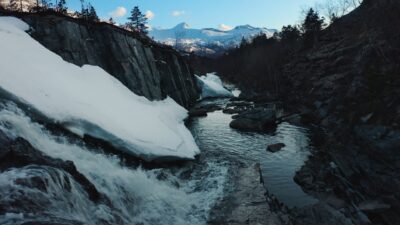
left=149, top=22, right=277, bottom=55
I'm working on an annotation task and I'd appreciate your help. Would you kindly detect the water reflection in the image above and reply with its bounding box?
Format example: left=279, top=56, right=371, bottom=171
left=188, top=105, right=317, bottom=208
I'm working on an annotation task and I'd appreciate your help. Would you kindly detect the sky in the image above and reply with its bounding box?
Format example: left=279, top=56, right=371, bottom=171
left=66, top=0, right=322, bottom=30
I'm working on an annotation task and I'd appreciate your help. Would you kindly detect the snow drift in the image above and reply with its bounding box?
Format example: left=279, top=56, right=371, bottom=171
left=0, top=17, right=200, bottom=161
left=196, top=73, right=234, bottom=99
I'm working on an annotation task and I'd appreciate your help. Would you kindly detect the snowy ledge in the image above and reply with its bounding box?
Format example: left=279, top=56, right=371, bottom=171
left=0, top=17, right=200, bottom=161
left=196, top=73, right=234, bottom=99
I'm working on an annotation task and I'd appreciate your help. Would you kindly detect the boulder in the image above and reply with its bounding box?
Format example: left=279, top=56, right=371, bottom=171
left=222, top=106, right=247, bottom=115
left=230, top=108, right=277, bottom=132
left=188, top=108, right=208, bottom=117
left=267, top=143, right=286, bottom=153
left=188, top=103, right=223, bottom=117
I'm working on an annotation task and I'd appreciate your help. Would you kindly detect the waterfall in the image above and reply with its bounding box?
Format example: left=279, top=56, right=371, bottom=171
left=0, top=102, right=227, bottom=225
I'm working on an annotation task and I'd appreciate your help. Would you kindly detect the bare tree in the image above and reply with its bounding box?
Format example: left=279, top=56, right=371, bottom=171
left=317, top=0, right=363, bottom=23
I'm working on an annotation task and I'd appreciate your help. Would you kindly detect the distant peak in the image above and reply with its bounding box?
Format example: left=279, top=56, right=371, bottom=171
left=174, top=22, right=190, bottom=29
left=234, top=24, right=256, bottom=30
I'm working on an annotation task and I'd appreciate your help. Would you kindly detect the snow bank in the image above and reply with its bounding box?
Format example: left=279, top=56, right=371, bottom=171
left=196, top=73, right=234, bottom=99
left=0, top=17, right=200, bottom=161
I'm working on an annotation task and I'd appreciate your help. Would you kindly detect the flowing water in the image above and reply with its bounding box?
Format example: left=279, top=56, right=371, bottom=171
left=0, top=98, right=316, bottom=225
left=0, top=102, right=227, bottom=225
left=188, top=99, right=318, bottom=209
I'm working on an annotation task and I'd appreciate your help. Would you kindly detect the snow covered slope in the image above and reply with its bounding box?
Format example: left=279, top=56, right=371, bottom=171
left=196, top=73, right=234, bottom=99
left=0, top=17, right=200, bottom=161
left=150, top=23, right=277, bottom=55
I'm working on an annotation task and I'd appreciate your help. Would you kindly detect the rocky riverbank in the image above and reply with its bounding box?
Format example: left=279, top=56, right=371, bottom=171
left=195, top=91, right=397, bottom=225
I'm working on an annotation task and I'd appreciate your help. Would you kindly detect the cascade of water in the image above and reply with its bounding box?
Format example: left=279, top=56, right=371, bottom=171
left=0, top=102, right=228, bottom=225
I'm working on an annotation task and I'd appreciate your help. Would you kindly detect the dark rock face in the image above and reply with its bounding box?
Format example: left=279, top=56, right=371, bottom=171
left=197, top=0, right=400, bottom=224
left=282, top=1, right=400, bottom=224
left=18, top=13, right=199, bottom=108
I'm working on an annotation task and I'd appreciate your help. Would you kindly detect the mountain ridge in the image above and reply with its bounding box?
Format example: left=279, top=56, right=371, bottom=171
left=150, top=22, right=277, bottom=55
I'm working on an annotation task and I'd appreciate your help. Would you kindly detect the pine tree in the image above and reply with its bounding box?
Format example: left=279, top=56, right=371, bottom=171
left=301, top=8, right=324, bottom=48
left=127, top=6, right=148, bottom=34
left=108, top=17, right=115, bottom=25
left=56, top=0, right=67, bottom=13
left=240, top=37, right=248, bottom=48
left=87, top=3, right=99, bottom=22
left=279, top=25, right=301, bottom=43
left=79, top=0, right=84, bottom=12
left=41, top=0, right=50, bottom=9
left=79, top=0, right=87, bottom=19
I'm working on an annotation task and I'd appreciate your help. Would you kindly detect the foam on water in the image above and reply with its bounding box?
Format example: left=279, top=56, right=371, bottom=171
left=0, top=103, right=228, bottom=225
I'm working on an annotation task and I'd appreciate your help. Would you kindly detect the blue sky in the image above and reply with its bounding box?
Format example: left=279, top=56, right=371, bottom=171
left=66, top=0, right=322, bottom=29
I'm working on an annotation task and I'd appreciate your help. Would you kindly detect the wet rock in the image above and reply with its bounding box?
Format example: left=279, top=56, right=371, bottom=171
left=226, top=101, right=253, bottom=107
left=267, top=143, right=286, bottom=153
left=188, top=108, right=208, bottom=117
left=222, top=106, right=247, bottom=115
left=294, top=167, right=315, bottom=190
left=188, top=102, right=224, bottom=117
left=208, top=164, right=283, bottom=225
left=200, top=104, right=223, bottom=112
left=230, top=108, right=277, bottom=132
left=0, top=132, right=101, bottom=203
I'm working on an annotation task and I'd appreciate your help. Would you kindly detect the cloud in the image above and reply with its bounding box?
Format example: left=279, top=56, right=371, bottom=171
left=109, top=6, right=127, bottom=18
left=218, top=24, right=233, bottom=31
left=172, top=10, right=186, bottom=17
left=145, top=10, right=155, bottom=20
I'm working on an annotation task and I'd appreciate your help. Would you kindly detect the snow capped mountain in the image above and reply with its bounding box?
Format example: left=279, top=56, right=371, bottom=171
left=149, top=23, right=277, bottom=55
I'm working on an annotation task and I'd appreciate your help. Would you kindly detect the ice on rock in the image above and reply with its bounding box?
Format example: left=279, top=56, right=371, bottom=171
left=0, top=17, right=200, bottom=161
left=196, top=73, right=234, bottom=99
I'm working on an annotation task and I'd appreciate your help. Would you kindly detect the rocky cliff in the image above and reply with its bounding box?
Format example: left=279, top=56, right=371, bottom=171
left=194, top=0, right=400, bottom=224
left=3, top=12, right=199, bottom=108
left=282, top=1, right=400, bottom=224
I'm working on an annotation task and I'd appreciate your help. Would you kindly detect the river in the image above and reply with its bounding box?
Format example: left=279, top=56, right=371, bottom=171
left=0, top=98, right=316, bottom=225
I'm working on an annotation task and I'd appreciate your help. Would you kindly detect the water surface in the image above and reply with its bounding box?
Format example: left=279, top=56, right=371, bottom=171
left=188, top=99, right=317, bottom=208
